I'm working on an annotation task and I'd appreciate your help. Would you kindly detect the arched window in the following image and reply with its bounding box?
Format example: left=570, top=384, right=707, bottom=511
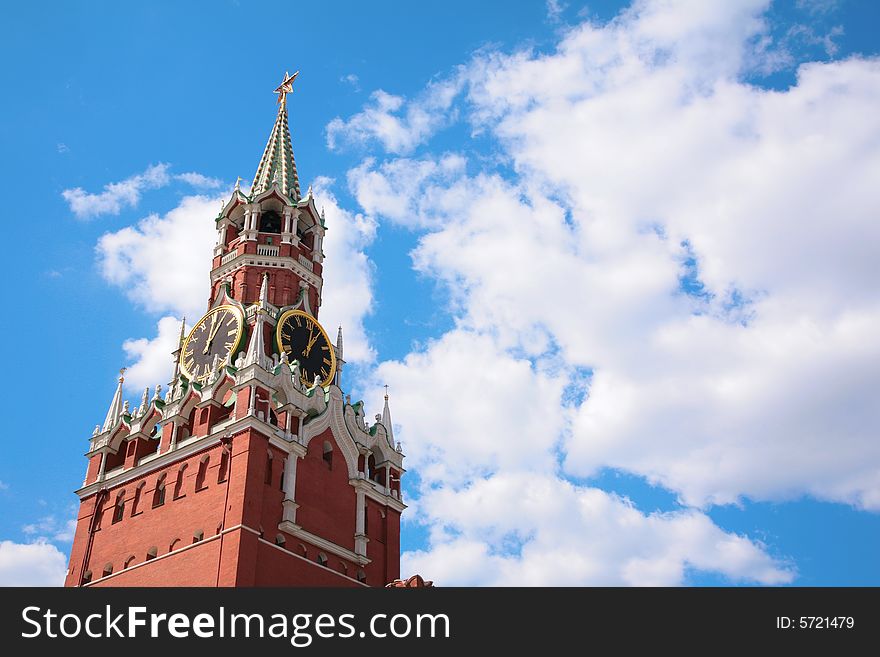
left=152, top=475, right=166, bottom=507
left=356, top=569, right=367, bottom=584
left=93, top=495, right=107, bottom=531
left=367, top=454, right=376, bottom=480
left=322, top=441, right=333, bottom=469
left=102, top=563, right=113, bottom=578
left=195, top=455, right=209, bottom=491
left=81, top=570, right=92, bottom=585
left=146, top=546, right=157, bottom=561
left=218, top=450, right=229, bottom=483
left=193, top=530, right=204, bottom=544
left=174, top=464, right=187, bottom=499
left=259, top=210, right=282, bottom=233
left=317, top=552, right=328, bottom=567
left=298, top=543, right=308, bottom=558
left=131, top=482, right=145, bottom=516
left=339, top=562, right=348, bottom=576
left=123, top=555, right=136, bottom=569
left=275, top=534, right=286, bottom=547
left=169, top=538, right=181, bottom=552
left=264, top=451, right=273, bottom=485
left=112, top=490, right=126, bottom=524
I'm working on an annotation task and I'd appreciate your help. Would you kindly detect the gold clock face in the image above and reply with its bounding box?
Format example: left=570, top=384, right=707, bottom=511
left=181, top=305, right=245, bottom=383
left=276, top=310, right=336, bottom=387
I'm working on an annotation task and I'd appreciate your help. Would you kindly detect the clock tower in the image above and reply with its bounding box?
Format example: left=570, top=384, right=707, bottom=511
left=64, top=72, right=405, bottom=587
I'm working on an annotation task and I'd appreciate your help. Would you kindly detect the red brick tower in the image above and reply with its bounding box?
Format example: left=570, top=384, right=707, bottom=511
left=64, top=72, right=405, bottom=587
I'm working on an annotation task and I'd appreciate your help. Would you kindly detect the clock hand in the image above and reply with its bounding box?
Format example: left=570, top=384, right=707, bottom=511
left=204, top=314, right=224, bottom=353
left=304, top=331, right=320, bottom=357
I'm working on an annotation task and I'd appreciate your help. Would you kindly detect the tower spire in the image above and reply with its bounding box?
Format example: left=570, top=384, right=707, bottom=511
left=382, top=385, right=394, bottom=446
left=251, top=71, right=301, bottom=201
left=101, top=369, right=126, bottom=432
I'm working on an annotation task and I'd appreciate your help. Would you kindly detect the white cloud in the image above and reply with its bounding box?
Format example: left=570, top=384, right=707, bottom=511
left=327, top=79, right=462, bottom=154
left=122, top=315, right=186, bottom=393
left=403, top=473, right=794, bottom=586
left=332, top=0, right=880, bottom=582
left=63, top=164, right=172, bottom=219
left=312, top=178, right=377, bottom=364
left=97, top=194, right=220, bottom=318
left=174, top=171, right=223, bottom=188
left=22, top=512, right=77, bottom=543
left=62, top=164, right=225, bottom=219
left=0, top=541, right=68, bottom=586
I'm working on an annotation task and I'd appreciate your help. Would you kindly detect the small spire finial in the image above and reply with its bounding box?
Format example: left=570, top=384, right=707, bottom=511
left=118, top=367, right=126, bottom=382
left=384, top=384, right=389, bottom=400
left=235, top=176, right=242, bottom=191
left=274, top=70, right=299, bottom=105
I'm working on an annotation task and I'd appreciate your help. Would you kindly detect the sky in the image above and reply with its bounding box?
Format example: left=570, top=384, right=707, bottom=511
left=0, top=0, right=878, bottom=586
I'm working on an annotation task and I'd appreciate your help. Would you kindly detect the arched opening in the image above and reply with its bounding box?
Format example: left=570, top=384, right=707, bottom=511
left=112, top=490, right=126, bottom=524
left=218, top=450, right=229, bottom=483
left=193, top=530, right=204, bottom=544
left=367, top=454, right=376, bottom=480
left=81, top=570, right=92, bottom=585
left=195, top=455, right=209, bottom=491
left=131, top=482, right=145, bottom=515
left=339, top=562, right=348, bottom=576
left=356, top=569, right=367, bottom=584
left=146, top=546, right=158, bottom=561
left=123, top=555, right=136, bottom=569
left=264, top=451, right=274, bottom=486
left=102, top=563, right=113, bottom=578
left=317, top=552, right=328, bottom=567
left=173, top=464, right=187, bottom=499
left=275, top=534, right=286, bottom=547
left=322, top=441, right=333, bottom=469
left=169, top=538, right=181, bottom=552
left=298, top=543, right=308, bottom=558
left=93, top=495, right=107, bottom=531
left=259, top=210, right=282, bottom=233
left=152, top=475, right=167, bottom=508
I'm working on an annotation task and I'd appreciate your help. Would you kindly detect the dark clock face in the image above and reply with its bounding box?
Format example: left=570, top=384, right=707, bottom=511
left=181, top=305, right=245, bottom=383
left=276, top=310, right=336, bottom=387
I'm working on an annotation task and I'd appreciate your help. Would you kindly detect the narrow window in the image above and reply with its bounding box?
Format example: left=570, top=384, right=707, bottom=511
left=123, top=555, right=136, bottom=569
left=112, top=491, right=126, bottom=524
left=81, top=570, right=92, bottom=585
left=102, top=563, right=113, bottom=578
left=275, top=534, right=286, bottom=547
left=322, top=441, right=333, bottom=469
left=174, top=464, right=187, bottom=499
left=193, top=530, right=204, bottom=544
left=169, top=538, right=181, bottom=552
left=356, top=569, right=367, bottom=584
left=152, top=475, right=166, bottom=507
left=218, top=450, right=229, bottom=483
left=264, top=451, right=273, bottom=485
left=146, top=546, right=158, bottom=561
left=131, top=482, right=145, bottom=515
left=195, top=456, right=209, bottom=491
left=317, top=552, right=328, bottom=567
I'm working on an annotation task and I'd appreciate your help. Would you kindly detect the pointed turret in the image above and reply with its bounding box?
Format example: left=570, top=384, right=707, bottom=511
left=251, top=71, right=301, bottom=200
left=336, top=326, right=344, bottom=360
left=382, top=385, right=394, bottom=446
left=101, top=369, right=126, bottom=432
left=245, top=275, right=270, bottom=369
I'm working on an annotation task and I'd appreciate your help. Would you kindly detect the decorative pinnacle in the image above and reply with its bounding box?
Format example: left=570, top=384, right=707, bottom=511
left=234, top=176, right=242, bottom=191
left=118, top=367, right=127, bottom=382
left=384, top=384, right=389, bottom=400
left=274, top=70, right=299, bottom=105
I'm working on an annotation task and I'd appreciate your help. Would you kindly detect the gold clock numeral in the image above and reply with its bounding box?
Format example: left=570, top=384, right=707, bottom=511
left=294, top=315, right=302, bottom=327
left=321, top=344, right=329, bottom=351
left=322, top=357, right=332, bottom=366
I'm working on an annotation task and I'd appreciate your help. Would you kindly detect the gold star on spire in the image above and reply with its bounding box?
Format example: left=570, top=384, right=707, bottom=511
left=274, top=70, right=299, bottom=105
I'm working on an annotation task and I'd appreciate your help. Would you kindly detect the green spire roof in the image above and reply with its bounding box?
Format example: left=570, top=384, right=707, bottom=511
left=251, top=72, right=301, bottom=201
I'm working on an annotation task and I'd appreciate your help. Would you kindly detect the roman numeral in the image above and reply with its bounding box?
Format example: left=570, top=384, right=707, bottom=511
left=322, top=357, right=332, bottom=366
left=224, top=341, right=234, bottom=350
left=294, top=315, right=302, bottom=327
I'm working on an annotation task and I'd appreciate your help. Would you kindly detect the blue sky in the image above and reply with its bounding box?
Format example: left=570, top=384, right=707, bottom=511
left=1, top=0, right=879, bottom=585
